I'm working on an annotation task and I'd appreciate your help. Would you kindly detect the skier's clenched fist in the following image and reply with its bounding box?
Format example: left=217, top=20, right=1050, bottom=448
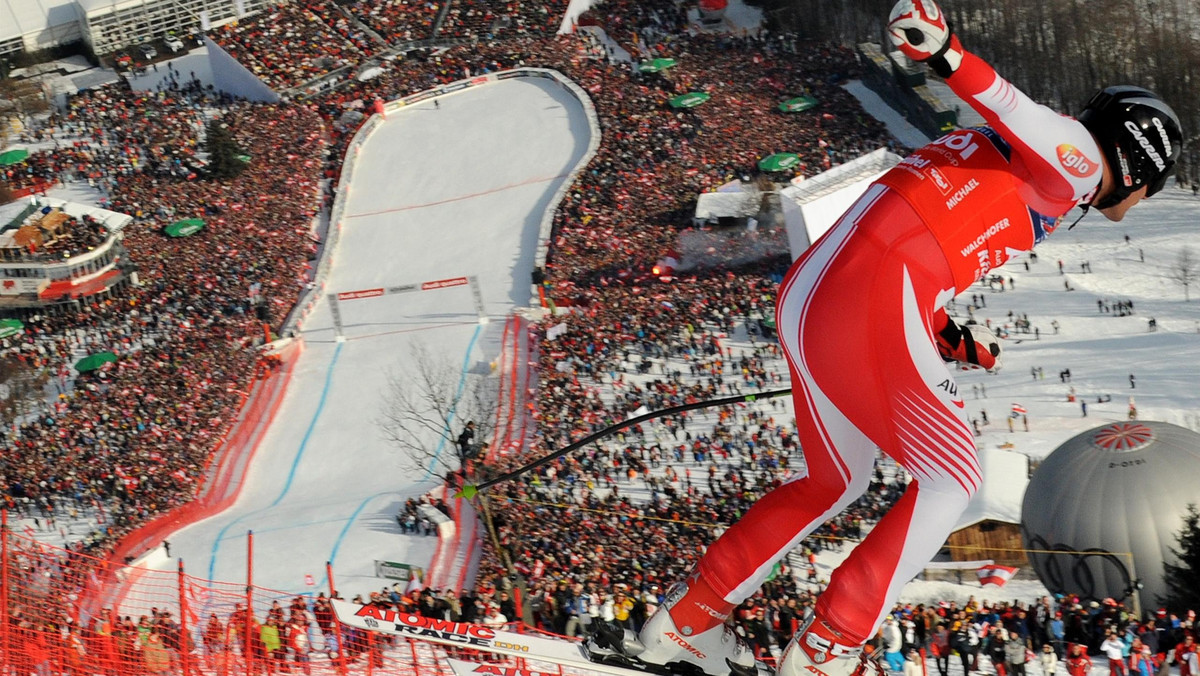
left=887, top=0, right=962, bottom=75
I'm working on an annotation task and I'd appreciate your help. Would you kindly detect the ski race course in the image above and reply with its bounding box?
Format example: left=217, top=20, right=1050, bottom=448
left=140, top=75, right=592, bottom=599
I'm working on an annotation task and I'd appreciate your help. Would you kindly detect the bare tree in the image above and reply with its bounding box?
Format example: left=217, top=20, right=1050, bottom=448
left=1168, top=246, right=1197, bottom=301
left=376, top=341, right=498, bottom=482
left=375, top=341, right=516, bottom=574
left=0, top=355, right=51, bottom=428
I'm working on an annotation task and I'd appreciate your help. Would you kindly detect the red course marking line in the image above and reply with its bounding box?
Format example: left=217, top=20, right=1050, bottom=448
left=346, top=172, right=571, bottom=219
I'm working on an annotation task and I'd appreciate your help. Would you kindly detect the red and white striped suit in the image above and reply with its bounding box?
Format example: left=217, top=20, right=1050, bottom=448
left=694, top=48, right=1101, bottom=645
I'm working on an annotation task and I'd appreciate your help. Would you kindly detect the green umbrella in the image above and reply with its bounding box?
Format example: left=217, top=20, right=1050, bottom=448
left=758, top=152, right=801, bottom=172
left=778, top=95, right=819, bottom=113
left=75, top=351, right=118, bottom=373
left=0, top=148, right=29, bottom=166
left=669, top=92, right=711, bottom=109
left=638, top=58, right=678, bottom=73
left=236, top=154, right=251, bottom=164
left=0, top=318, right=23, bottom=339
left=164, top=218, right=205, bottom=237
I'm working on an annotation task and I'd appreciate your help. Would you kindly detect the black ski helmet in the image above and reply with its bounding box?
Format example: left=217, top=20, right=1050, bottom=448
left=1078, top=85, right=1182, bottom=208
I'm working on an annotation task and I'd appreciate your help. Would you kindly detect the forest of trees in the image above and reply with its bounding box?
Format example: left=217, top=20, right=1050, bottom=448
left=756, top=0, right=1200, bottom=187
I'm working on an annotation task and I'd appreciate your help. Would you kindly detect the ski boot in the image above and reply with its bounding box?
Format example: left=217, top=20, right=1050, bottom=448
left=777, top=613, right=884, bottom=676
left=584, top=575, right=759, bottom=676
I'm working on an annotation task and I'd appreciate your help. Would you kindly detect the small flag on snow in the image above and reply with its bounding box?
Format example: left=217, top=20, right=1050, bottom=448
left=1011, top=403, right=1027, bottom=416
left=977, top=564, right=1019, bottom=587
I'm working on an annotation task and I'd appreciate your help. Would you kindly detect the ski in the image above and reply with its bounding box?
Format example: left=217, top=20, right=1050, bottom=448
left=332, top=599, right=772, bottom=676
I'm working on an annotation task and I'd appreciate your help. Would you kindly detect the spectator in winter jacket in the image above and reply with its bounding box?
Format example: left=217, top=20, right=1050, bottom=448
left=1065, top=643, right=1093, bottom=676
left=260, top=618, right=283, bottom=671
left=741, top=607, right=773, bottom=660
left=1138, top=620, right=1161, bottom=657
left=883, top=616, right=905, bottom=672
left=951, top=614, right=981, bottom=675
left=1004, top=633, right=1029, bottom=676
left=931, top=624, right=951, bottom=676
left=1177, top=634, right=1198, bottom=676
left=142, top=630, right=172, bottom=676
left=1101, top=629, right=1128, bottom=676
left=1039, top=643, right=1059, bottom=675
left=989, top=629, right=1009, bottom=676
left=203, top=614, right=225, bottom=670
left=288, top=619, right=312, bottom=676
left=313, top=594, right=335, bottom=636
left=903, top=649, right=924, bottom=676
left=483, top=604, right=507, bottom=629
left=1130, top=645, right=1154, bottom=676
left=1051, top=612, right=1067, bottom=658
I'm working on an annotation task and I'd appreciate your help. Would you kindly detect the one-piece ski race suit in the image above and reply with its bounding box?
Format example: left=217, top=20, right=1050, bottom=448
left=693, top=48, right=1102, bottom=644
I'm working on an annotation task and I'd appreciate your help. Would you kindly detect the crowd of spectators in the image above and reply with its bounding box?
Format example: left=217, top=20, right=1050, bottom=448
left=9, top=1, right=1189, bottom=675
left=209, top=2, right=368, bottom=91
left=302, top=0, right=382, bottom=53
left=1, top=0, right=903, bottom=668
left=439, top=0, right=569, bottom=40
left=337, top=0, right=443, bottom=43
left=0, top=75, right=325, bottom=575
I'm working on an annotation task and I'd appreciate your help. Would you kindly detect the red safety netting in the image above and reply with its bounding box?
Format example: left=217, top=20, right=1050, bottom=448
left=0, top=523, right=569, bottom=676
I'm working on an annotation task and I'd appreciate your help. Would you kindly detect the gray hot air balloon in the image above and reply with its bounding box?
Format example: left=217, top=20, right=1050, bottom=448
left=1021, top=421, right=1200, bottom=611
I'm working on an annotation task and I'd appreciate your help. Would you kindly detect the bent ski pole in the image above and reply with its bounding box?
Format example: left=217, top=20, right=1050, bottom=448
left=456, top=387, right=792, bottom=498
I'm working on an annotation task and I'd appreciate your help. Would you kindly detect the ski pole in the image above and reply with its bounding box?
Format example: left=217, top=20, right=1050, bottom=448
left=455, top=387, right=792, bottom=498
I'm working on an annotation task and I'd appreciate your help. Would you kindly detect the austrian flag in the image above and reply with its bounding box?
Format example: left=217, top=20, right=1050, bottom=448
left=977, top=564, right=1019, bottom=587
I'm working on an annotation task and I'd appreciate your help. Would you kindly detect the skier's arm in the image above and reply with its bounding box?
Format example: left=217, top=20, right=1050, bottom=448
left=889, top=0, right=1101, bottom=214
left=941, top=50, right=1101, bottom=212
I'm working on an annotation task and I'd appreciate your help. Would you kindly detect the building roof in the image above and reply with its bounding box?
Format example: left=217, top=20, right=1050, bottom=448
left=74, top=0, right=159, bottom=18
left=953, top=446, right=1030, bottom=531
left=694, top=190, right=758, bottom=221
left=1, top=196, right=132, bottom=238
left=0, top=0, right=81, bottom=43
left=37, top=196, right=132, bottom=232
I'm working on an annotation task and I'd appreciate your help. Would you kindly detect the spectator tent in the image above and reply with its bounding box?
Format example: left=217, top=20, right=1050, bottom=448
left=779, top=148, right=902, bottom=259
left=0, top=0, right=82, bottom=57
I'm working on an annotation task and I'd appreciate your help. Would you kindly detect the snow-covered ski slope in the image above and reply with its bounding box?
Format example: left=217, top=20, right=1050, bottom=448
left=143, top=76, right=591, bottom=596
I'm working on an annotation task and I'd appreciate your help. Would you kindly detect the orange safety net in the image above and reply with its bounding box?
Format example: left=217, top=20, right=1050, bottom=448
left=0, top=524, right=551, bottom=675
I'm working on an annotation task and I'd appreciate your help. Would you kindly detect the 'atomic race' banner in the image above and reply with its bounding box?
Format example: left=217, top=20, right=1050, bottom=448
left=330, top=599, right=666, bottom=676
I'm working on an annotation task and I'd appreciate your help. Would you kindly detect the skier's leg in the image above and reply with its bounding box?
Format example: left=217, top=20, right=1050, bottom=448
left=629, top=373, right=878, bottom=673
left=628, top=188, right=889, bottom=676
left=774, top=190, right=980, bottom=676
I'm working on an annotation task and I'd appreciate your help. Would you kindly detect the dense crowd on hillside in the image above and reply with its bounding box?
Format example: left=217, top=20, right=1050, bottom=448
left=0, top=0, right=901, bottom=669
left=12, top=1, right=1197, bottom=675
left=209, top=2, right=367, bottom=90
left=339, top=0, right=443, bottom=43
left=440, top=0, right=569, bottom=39
left=0, top=80, right=324, bottom=566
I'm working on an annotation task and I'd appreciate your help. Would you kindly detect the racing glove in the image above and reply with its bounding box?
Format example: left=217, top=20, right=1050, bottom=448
left=887, top=0, right=964, bottom=77
left=934, top=308, right=1001, bottom=371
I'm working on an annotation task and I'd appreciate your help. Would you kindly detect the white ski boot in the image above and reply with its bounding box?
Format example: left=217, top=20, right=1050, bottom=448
left=778, top=613, right=884, bottom=676
left=585, top=576, right=758, bottom=676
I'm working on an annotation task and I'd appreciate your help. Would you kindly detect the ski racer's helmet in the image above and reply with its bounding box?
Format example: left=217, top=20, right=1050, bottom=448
left=1078, top=85, right=1183, bottom=209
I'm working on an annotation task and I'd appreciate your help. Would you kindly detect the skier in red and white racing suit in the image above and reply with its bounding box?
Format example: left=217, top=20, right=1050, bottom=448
left=611, top=2, right=1184, bottom=676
